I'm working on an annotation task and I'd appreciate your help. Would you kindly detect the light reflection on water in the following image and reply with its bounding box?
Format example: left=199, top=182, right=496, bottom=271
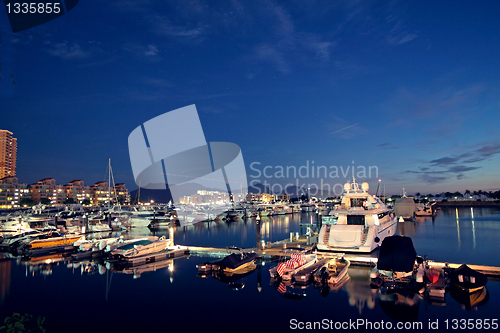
left=0, top=207, right=499, bottom=332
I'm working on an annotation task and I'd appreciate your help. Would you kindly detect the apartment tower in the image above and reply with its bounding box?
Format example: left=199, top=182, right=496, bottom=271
left=0, top=130, right=17, bottom=179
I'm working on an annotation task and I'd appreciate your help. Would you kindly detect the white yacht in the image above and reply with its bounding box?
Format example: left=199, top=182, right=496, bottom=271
left=317, top=178, right=397, bottom=253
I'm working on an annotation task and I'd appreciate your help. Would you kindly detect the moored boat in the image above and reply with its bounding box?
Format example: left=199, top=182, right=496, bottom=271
left=21, top=232, right=83, bottom=249
left=209, top=252, right=258, bottom=273
left=317, top=178, right=397, bottom=253
left=448, top=264, right=487, bottom=293
left=109, top=236, right=173, bottom=259
left=313, top=256, right=350, bottom=285
left=369, top=235, right=425, bottom=291
left=270, top=252, right=318, bottom=281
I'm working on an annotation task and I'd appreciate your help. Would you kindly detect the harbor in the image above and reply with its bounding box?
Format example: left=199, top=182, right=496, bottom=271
left=1, top=203, right=500, bottom=332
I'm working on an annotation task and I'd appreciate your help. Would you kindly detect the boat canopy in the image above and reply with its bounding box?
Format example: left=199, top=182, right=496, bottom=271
left=394, top=197, right=416, bottom=217
left=377, top=235, right=417, bottom=273
left=214, top=252, right=257, bottom=270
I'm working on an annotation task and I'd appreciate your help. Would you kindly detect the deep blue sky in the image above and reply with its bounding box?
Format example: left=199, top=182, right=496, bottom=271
left=1, top=0, right=500, bottom=196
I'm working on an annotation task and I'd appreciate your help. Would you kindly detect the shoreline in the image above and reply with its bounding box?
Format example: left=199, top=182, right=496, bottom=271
left=435, top=200, right=500, bottom=207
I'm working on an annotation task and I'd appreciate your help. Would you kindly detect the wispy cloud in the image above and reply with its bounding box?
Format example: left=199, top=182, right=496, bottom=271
left=406, top=141, right=500, bottom=183
left=254, top=44, right=289, bottom=74
left=122, top=43, right=161, bottom=59
left=148, top=15, right=206, bottom=38
left=429, top=142, right=500, bottom=166
left=46, top=42, right=91, bottom=59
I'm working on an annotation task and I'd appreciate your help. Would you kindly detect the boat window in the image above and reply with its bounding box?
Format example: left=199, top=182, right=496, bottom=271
left=378, top=211, right=389, bottom=219
left=350, top=198, right=367, bottom=208
left=347, top=215, right=365, bottom=225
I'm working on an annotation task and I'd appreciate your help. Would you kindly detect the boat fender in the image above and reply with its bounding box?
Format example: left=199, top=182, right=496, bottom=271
left=374, top=237, right=380, bottom=243
left=48, top=231, right=52, bottom=236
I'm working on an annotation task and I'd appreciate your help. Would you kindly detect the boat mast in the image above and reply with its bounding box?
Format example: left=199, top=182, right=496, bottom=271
left=107, top=158, right=119, bottom=209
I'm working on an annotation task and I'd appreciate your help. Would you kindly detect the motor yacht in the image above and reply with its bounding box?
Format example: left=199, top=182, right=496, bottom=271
left=317, top=178, right=397, bottom=253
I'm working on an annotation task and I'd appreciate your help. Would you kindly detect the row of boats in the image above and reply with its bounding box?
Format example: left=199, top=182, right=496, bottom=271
left=0, top=199, right=336, bottom=233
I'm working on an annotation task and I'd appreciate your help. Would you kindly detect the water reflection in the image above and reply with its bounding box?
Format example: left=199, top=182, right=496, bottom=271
left=0, top=258, right=10, bottom=305
left=471, top=207, right=476, bottom=249
left=456, top=208, right=461, bottom=248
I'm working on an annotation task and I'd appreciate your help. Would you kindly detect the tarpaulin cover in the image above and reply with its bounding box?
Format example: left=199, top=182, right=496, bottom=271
left=214, top=252, right=258, bottom=270
left=377, top=235, right=416, bottom=272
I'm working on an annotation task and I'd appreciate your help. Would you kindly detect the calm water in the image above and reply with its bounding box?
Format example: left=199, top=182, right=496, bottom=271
left=1, top=207, right=499, bottom=332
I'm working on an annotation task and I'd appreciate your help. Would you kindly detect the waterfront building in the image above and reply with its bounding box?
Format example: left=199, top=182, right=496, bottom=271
left=64, top=180, right=91, bottom=204
left=177, top=190, right=231, bottom=205
left=114, top=183, right=130, bottom=204
left=91, top=181, right=111, bottom=205
left=276, top=194, right=290, bottom=202
left=0, top=176, right=29, bottom=208
left=30, top=178, right=56, bottom=204
left=245, top=192, right=276, bottom=203
left=0, top=130, right=17, bottom=179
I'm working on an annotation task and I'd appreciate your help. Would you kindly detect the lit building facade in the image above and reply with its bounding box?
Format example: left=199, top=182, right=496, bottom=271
left=30, top=178, right=56, bottom=204
left=0, top=130, right=17, bottom=179
left=0, top=177, right=29, bottom=208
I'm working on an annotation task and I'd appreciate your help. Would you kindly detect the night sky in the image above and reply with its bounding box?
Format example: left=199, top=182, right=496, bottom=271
left=1, top=0, right=500, bottom=196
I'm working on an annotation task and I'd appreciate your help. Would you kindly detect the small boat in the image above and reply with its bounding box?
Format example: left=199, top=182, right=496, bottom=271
left=21, top=232, right=83, bottom=249
left=270, top=253, right=318, bottom=281
left=0, top=218, right=31, bottom=233
left=109, top=236, right=172, bottom=259
left=206, top=252, right=258, bottom=273
left=415, top=203, right=436, bottom=217
left=369, top=235, right=424, bottom=291
left=293, top=257, right=331, bottom=285
left=426, top=267, right=440, bottom=284
left=448, top=264, right=487, bottom=293
left=313, top=257, right=350, bottom=285
left=0, top=227, right=56, bottom=249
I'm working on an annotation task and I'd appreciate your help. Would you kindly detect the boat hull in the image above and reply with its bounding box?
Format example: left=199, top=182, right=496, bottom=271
left=317, top=218, right=398, bottom=253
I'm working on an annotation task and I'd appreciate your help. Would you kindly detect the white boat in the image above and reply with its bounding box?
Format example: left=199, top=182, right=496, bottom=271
left=301, top=203, right=314, bottom=212
left=269, top=253, right=318, bottom=281
left=313, top=257, right=350, bottom=285
left=415, top=203, right=436, bottom=216
left=88, top=222, right=112, bottom=233
left=272, top=204, right=287, bottom=215
left=0, top=218, right=31, bottom=233
left=109, top=236, right=173, bottom=259
left=317, top=178, right=398, bottom=253
left=289, top=204, right=302, bottom=213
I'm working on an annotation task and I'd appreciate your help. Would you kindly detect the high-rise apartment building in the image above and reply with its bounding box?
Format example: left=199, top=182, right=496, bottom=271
left=0, top=130, right=17, bottom=179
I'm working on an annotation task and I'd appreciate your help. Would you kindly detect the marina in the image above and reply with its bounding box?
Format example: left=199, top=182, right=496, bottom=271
left=1, top=205, right=500, bottom=332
